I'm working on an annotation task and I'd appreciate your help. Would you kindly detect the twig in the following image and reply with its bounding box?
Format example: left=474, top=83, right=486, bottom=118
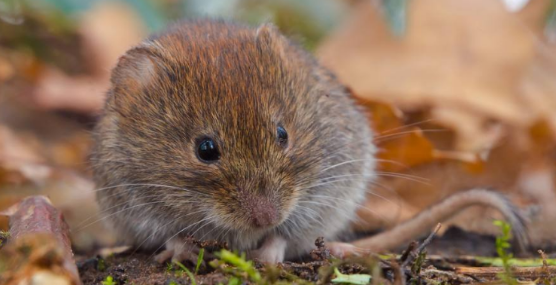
left=401, top=223, right=441, bottom=268
left=390, top=259, right=406, bottom=285
left=538, top=249, right=551, bottom=284
left=0, top=196, right=82, bottom=285
left=399, top=241, right=417, bottom=264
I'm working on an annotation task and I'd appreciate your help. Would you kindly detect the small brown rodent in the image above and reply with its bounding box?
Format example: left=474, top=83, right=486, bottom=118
left=92, top=19, right=528, bottom=263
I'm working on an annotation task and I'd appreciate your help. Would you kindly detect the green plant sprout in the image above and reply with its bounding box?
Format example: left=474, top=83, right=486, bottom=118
left=166, top=262, right=174, bottom=274
left=212, top=249, right=261, bottom=282
left=195, top=248, right=205, bottom=274
left=227, top=277, right=241, bottom=285
left=97, top=256, right=107, bottom=272
left=493, top=220, right=517, bottom=285
left=101, top=275, right=116, bottom=285
left=0, top=231, right=9, bottom=248
left=173, top=260, right=197, bottom=285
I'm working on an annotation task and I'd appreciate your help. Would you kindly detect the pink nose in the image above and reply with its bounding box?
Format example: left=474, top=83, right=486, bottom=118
left=250, top=199, right=278, bottom=228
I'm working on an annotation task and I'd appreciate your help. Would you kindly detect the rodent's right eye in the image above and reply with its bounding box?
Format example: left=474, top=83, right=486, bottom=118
left=196, top=138, right=221, bottom=163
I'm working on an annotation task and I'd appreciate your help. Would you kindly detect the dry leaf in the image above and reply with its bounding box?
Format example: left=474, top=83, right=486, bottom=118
left=318, top=0, right=553, bottom=152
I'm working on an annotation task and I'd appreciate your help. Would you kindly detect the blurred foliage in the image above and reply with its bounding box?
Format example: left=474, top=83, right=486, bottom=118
left=0, top=0, right=347, bottom=54
left=0, top=1, right=83, bottom=73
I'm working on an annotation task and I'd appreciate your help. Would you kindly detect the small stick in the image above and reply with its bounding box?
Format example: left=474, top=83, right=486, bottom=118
left=539, top=250, right=548, bottom=268
left=538, top=249, right=551, bottom=283
left=0, top=196, right=82, bottom=285
left=401, top=223, right=441, bottom=268
left=399, top=241, right=418, bottom=264
left=390, top=259, right=406, bottom=285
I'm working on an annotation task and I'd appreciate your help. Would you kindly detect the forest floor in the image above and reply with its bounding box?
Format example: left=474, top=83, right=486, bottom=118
left=74, top=227, right=549, bottom=285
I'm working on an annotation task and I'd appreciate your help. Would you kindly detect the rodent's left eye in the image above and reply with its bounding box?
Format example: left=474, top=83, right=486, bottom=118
left=196, top=138, right=221, bottom=163
left=277, top=126, right=288, bottom=147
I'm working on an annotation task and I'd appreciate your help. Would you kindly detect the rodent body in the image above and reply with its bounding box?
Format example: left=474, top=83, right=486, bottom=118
left=92, top=19, right=376, bottom=261
left=92, top=20, right=527, bottom=262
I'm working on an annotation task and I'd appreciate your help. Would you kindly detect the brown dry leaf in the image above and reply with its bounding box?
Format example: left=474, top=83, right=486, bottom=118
left=321, top=0, right=556, bottom=244
left=0, top=123, right=108, bottom=249
left=359, top=99, right=438, bottom=172
left=0, top=124, right=51, bottom=228
left=0, top=56, right=14, bottom=82
left=520, top=44, right=556, bottom=138
left=377, top=128, right=436, bottom=172
left=0, top=125, right=51, bottom=185
left=318, top=0, right=553, bottom=153
left=358, top=98, right=405, bottom=133
left=359, top=99, right=481, bottom=172
left=31, top=67, right=109, bottom=114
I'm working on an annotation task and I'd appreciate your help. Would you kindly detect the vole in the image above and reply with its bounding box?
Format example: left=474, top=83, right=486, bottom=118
left=91, top=20, right=528, bottom=263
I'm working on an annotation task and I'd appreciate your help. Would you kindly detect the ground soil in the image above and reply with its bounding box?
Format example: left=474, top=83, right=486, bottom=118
left=75, top=227, right=528, bottom=285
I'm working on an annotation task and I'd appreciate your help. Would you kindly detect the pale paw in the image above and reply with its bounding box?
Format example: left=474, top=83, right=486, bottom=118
left=327, top=242, right=370, bottom=258
left=248, top=236, right=287, bottom=263
left=155, top=237, right=200, bottom=265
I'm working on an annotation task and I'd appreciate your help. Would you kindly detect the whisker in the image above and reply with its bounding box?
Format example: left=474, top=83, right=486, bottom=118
left=379, top=118, right=435, bottom=135
left=320, top=159, right=370, bottom=173
left=132, top=209, right=207, bottom=254
left=374, top=129, right=447, bottom=143
left=374, top=158, right=411, bottom=169
left=76, top=193, right=190, bottom=227
left=88, top=183, right=210, bottom=197
left=304, top=194, right=392, bottom=222
left=375, top=171, right=430, bottom=185
left=148, top=215, right=215, bottom=260
left=297, top=200, right=354, bottom=220
left=309, top=193, right=396, bottom=210
left=294, top=206, right=326, bottom=228
left=299, top=178, right=366, bottom=191
left=198, top=217, right=223, bottom=241
left=76, top=200, right=169, bottom=232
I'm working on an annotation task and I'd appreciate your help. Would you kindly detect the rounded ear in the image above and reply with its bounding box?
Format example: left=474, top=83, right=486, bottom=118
left=110, top=42, right=159, bottom=92
left=255, top=23, right=287, bottom=58
left=256, top=23, right=280, bottom=40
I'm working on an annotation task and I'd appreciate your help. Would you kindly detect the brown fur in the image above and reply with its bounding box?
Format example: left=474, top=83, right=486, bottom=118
left=92, top=20, right=375, bottom=259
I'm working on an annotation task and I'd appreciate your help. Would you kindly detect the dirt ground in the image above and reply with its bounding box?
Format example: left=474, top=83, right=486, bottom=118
left=75, top=227, right=540, bottom=285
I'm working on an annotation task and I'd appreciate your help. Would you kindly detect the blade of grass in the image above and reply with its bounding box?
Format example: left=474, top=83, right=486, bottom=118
left=173, top=260, right=197, bottom=285
left=195, top=248, right=205, bottom=274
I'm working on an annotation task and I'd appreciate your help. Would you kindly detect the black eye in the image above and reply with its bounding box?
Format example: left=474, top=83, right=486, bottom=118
left=196, top=138, right=220, bottom=162
left=277, top=126, right=288, bottom=147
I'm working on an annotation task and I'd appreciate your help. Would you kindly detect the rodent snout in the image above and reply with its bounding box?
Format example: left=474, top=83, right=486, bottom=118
left=239, top=193, right=280, bottom=228
left=251, top=199, right=278, bottom=228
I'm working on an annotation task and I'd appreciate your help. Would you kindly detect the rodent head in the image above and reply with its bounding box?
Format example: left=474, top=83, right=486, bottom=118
left=94, top=21, right=370, bottom=239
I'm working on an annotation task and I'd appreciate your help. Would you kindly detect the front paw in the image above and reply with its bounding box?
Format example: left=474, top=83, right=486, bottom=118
left=155, top=237, right=202, bottom=265
left=248, top=236, right=287, bottom=263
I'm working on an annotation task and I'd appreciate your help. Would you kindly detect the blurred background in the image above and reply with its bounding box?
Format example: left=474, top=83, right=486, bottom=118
left=0, top=0, right=555, bottom=254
